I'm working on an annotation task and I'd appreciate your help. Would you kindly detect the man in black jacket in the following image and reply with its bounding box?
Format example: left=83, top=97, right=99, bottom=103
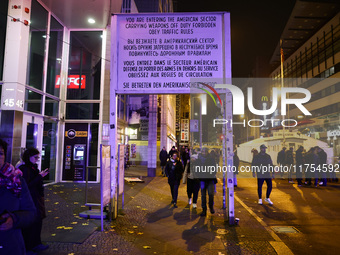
left=316, top=146, right=327, bottom=186
left=277, top=147, right=286, bottom=179
left=165, top=152, right=184, bottom=208
left=159, top=147, right=168, bottom=177
left=252, top=144, right=274, bottom=205
left=295, top=146, right=305, bottom=186
left=194, top=148, right=217, bottom=216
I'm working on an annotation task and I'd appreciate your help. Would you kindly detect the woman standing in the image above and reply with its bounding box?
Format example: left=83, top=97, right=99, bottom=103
left=0, top=139, right=36, bottom=255
left=19, top=148, right=49, bottom=253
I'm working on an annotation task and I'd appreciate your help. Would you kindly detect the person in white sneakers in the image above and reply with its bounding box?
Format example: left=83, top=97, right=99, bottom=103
left=183, top=160, right=200, bottom=209
left=252, top=144, right=274, bottom=205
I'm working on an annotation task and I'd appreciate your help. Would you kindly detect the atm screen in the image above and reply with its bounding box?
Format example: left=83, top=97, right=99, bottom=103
left=76, top=150, right=84, bottom=157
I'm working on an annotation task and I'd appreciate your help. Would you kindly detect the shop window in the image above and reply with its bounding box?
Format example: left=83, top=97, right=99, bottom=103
left=42, top=121, right=57, bottom=183
left=26, top=0, right=48, bottom=90
left=118, top=95, right=125, bottom=120
left=0, top=0, right=8, bottom=80
left=66, top=103, right=99, bottom=119
left=67, top=31, right=102, bottom=100
left=25, top=89, right=42, bottom=114
left=46, top=16, right=64, bottom=97
left=45, top=97, right=59, bottom=117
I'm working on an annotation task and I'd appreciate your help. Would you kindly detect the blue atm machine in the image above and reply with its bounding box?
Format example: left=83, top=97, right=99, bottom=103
left=63, top=123, right=88, bottom=181
left=73, top=144, right=86, bottom=180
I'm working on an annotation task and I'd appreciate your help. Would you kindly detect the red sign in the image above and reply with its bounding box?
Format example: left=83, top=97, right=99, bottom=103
left=55, top=75, right=86, bottom=89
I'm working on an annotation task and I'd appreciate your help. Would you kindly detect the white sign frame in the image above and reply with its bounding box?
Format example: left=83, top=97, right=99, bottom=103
left=110, top=12, right=234, bottom=223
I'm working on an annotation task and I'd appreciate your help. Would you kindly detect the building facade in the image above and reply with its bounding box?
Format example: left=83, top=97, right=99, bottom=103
left=270, top=0, right=340, bottom=159
left=0, top=0, right=174, bottom=183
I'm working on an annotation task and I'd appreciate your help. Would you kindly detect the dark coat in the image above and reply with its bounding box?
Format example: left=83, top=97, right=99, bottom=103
left=193, top=153, right=217, bottom=183
left=295, top=149, right=304, bottom=165
left=277, top=150, right=286, bottom=165
left=165, top=159, right=184, bottom=184
left=0, top=178, right=36, bottom=255
left=252, top=152, right=273, bottom=178
left=318, top=150, right=327, bottom=165
left=168, top=149, right=178, bottom=159
left=19, top=163, right=46, bottom=219
left=181, top=151, right=190, bottom=167
left=304, top=151, right=319, bottom=178
left=285, top=150, right=294, bottom=165
left=159, top=150, right=168, bottom=166
left=233, top=154, right=240, bottom=174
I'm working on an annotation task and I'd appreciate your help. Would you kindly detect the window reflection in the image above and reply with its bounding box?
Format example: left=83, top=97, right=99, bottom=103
left=25, top=89, right=42, bottom=114
left=46, top=16, right=63, bottom=97
left=0, top=0, right=8, bottom=80
left=67, top=31, right=102, bottom=100
left=45, top=97, right=59, bottom=117
left=66, top=103, right=99, bottom=119
left=27, top=0, right=48, bottom=90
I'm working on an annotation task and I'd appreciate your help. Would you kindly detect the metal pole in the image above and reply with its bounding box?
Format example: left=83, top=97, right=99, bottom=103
left=200, top=98, right=202, bottom=149
left=280, top=39, right=286, bottom=147
left=222, top=99, right=226, bottom=209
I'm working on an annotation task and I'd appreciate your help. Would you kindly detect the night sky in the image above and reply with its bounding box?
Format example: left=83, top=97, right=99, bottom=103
left=175, top=0, right=296, bottom=77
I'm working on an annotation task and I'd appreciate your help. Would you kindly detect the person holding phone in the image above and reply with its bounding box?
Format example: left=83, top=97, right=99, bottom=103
left=0, top=139, right=37, bottom=255
left=19, top=148, right=49, bottom=253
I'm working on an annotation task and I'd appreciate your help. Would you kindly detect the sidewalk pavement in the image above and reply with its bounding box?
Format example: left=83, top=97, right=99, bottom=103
left=38, top=167, right=288, bottom=255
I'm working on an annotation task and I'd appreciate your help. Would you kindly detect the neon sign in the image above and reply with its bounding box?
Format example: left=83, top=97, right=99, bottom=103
left=55, top=75, right=86, bottom=89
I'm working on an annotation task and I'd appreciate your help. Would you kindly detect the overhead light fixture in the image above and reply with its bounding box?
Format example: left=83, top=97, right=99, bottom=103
left=88, top=18, right=95, bottom=24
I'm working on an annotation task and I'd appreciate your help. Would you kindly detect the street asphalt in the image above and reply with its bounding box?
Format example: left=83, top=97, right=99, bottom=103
left=37, top=164, right=340, bottom=255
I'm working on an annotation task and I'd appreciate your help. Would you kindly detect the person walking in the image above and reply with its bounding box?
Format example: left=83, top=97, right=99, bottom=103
left=316, top=146, right=327, bottom=186
left=0, top=139, right=37, bottom=255
left=181, top=147, right=190, bottom=170
left=183, top=160, right=200, bottom=209
left=285, top=147, right=295, bottom=183
left=165, top=152, right=184, bottom=208
left=304, top=147, right=319, bottom=186
left=168, top=146, right=177, bottom=159
left=252, top=144, right=274, bottom=205
left=295, top=146, right=305, bottom=186
left=159, top=147, right=168, bottom=177
left=277, top=147, right=286, bottom=179
left=19, top=148, right=49, bottom=253
left=194, top=148, right=217, bottom=216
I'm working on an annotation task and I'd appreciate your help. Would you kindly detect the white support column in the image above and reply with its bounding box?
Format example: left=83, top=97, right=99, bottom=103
left=0, top=0, right=31, bottom=162
left=110, top=15, right=118, bottom=218
left=147, top=94, right=157, bottom=177
left=226, top=91, right=234, bottom=225
left=109, top=90, right=117, bottom=218
left=1, top=0, right=31, bottom=111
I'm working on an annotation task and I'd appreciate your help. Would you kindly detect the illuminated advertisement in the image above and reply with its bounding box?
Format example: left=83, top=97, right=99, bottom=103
left=55, top=75, right=86, bottom=89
